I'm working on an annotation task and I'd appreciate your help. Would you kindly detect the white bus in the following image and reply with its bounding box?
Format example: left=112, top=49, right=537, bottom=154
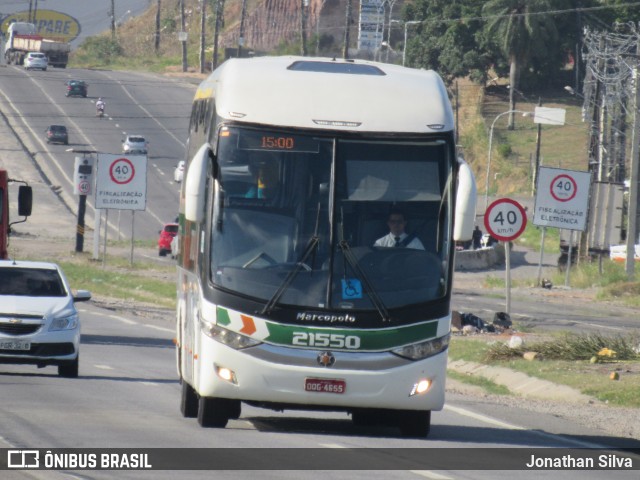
left=176, top=56, right=476, bottom=437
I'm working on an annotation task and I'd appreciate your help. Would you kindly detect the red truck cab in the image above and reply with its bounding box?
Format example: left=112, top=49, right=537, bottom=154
left=0, top=170, right=33, bottom=259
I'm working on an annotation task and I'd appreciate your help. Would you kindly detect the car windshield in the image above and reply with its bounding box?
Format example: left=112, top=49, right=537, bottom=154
left=129, top=137, right=145, bottom=143
left=50, top=126, right=66, bottom=132
left=0, top=268, right=66, bottom=297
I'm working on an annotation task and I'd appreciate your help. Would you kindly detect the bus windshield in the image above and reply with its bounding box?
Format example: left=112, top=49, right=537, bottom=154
left=210, top=126, right=452, bottom=311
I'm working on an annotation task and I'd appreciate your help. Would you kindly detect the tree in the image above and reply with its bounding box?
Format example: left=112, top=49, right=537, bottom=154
left=482, top=0, right=558, bottom=129
left=402, top=0, right=488, bottom=84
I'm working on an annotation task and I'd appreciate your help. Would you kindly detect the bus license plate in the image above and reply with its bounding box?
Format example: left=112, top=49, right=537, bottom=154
left=305, top=378, right=346, bottom=394
left=0, top=340, right=31, bottom=351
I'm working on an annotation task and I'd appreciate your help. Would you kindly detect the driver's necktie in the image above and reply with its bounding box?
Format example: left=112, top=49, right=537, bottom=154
left=394, top=236, right=402, bottom=247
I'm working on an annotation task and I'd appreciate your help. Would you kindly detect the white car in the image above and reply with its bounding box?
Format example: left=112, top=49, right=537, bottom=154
left=122, top=135, right=149, bottom=155
left=0, top=260, right=91, bottom=377
left=174, top=161, right=185, bottom=182
left=24, top=52, right=48, bottom=71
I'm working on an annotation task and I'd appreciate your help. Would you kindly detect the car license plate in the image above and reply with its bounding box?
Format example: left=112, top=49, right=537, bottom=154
left=0, top=340, right=31, bottom=351
left=305, top=378, right=346, bottom=394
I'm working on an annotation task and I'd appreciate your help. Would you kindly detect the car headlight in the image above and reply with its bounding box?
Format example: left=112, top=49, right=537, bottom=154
left=49, top=313, right=79, bottom=331
left=200, top=319, right=261, bottom=350
left=391, top=333, right=450, bottom=361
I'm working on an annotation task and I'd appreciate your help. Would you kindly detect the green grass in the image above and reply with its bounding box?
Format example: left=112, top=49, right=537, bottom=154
left=59, top=259, right=177, bottom=309
left=516, top=223, right=560, bottom=253
left=13, top=247, right=177, bottom=310
left=447, top=370, right=511, bottom=396
left=449, top=336, right=640, bottom=408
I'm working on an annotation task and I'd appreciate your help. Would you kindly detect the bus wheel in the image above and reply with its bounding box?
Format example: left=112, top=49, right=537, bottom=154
left=197, top=397, right=241, bottom=427
left=180, top=380, right=198, bottom=418
left=398, top=410, right=431, bottom=438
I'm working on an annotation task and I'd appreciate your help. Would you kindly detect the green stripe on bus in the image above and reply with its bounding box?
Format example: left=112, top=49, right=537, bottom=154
left=264, top=321, right=438, bottom=351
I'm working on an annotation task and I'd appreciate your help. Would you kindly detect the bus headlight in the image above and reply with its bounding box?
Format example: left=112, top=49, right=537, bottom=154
left=391, top=333, right=450, bottom=361
left=200, top=320, right=262, bottom=350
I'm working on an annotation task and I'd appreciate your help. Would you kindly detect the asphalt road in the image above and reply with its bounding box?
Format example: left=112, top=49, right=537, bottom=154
left=0, top=63, right=196, bottom=241
left=1, top=302, right=638, bottom=480
left=1, top=63, right=640, bottom=479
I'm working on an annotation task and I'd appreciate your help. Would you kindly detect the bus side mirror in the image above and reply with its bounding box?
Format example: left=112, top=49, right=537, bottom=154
left=453, top=159, right=476, bottom=241
left=18, top=185, right=32, bottom=217
left=184, top=144, right=212, bottom=223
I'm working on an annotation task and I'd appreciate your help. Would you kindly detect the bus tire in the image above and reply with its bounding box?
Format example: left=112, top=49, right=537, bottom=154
left=398, top=410, right=431, bottom=438
left=180, top=380, right=198, bottom=418
left=197, top=397, right=240, bottom=428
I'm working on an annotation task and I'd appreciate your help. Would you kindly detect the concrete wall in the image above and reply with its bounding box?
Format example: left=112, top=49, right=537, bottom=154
left=454, top=244, right=505, bottom=271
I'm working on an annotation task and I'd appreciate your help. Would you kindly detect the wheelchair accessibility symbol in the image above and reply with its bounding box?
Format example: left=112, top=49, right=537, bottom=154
left=341, top=279, right=362, bottom=300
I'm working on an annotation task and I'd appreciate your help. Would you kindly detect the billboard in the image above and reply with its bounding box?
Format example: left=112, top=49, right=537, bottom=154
left=358, top=0, right=384, bottom=51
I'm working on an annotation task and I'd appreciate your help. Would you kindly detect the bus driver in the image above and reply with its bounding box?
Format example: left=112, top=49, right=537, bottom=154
left=374, top=209, right=425, bottom=250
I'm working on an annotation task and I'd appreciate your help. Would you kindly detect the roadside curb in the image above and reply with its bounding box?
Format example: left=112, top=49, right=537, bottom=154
left=447, top=359, right=598, bottom=403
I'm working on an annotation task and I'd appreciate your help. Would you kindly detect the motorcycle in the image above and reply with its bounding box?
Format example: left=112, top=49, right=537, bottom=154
left=96, top=104, right=105, bottom=118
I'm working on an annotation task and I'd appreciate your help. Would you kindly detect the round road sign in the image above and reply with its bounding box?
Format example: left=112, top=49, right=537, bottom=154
left=484, top=198, right=527, bottom=242
left=109, top=158, right=136, bottom=185
left=78, top=180, right=90, bottom=195
left=550, top=173, right=578, bottom=202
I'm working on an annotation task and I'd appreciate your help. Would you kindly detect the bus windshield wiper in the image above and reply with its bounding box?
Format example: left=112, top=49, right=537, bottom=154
left=259, top=235, right=320, bottom=316
left=337, top=240, right=390, bottom=322
left=260, top=203, right=322, bottom=316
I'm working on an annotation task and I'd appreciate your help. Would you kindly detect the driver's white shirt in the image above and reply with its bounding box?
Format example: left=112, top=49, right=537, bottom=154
left=374, top=232, right=424, bottom=250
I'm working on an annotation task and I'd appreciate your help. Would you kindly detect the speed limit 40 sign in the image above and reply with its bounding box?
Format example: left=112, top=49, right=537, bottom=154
left=95, top=153, right=147, bottom=211
left=533, top=167, right=591, bottom=231
left=484, top=198, right=527, bottom=242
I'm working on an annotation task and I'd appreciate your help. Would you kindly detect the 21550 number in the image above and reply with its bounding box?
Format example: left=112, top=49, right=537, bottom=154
left=292, top=332, right=361, bottom=349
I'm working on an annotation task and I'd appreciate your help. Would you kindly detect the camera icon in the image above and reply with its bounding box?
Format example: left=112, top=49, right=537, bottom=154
left=7, top=450, right=39, bottom=468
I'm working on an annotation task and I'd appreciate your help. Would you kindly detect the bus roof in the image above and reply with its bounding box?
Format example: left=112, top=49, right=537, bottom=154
left=195, top=56, right=454, bottom=134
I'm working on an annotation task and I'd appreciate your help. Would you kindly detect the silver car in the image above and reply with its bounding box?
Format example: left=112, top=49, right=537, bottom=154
left=0, top=260, right=91, bottom=377
left=24, top=52, right=48, bottom=71
left=122, top=134, right=149, bottom=155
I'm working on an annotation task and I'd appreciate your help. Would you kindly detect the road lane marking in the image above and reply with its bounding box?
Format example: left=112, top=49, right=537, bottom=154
left=410, top=471, right=453, bottom=479
left=93, top=364, right=114, bottom=370
left=144, top=324, right=173, bottom=333
left=582, top=322, right=624, bottom=331
left=444, top=404, right=524, bottom=430
left=319, top=444, right=452, bottom=478
left=445, top=404, right=611, bottom=448
left=108, top=314, right=137, bottom=325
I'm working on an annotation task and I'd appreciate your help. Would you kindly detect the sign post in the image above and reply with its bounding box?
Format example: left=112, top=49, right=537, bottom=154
left=484, top=198, right=528, bottom=315
left=533, top=167, right=591, bottom=286
left=95, top=154, right=147, bottom=264
left=72, top=153, right=95, bottom=253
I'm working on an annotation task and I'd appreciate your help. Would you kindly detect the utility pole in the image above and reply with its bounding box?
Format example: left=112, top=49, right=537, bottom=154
left=626, top=65, right=640, bottom=279
left=300, top=0, right=309, bottom=56
left=533, top=97, right=543, bottom=195
left=385, top=0, right=397, bottom=63
left=199, top=0, right=206, bottom=73
left=212, top=0, right=225, bottom=69
left=180, top=0, right=187, bottom=72
left=237, top=0, right=247, bottom=58
left=155, top=0, right=161, bottom=53
left=110, top=0, right=116, bottom=40
left=343, top=0, right=352, bottom=59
